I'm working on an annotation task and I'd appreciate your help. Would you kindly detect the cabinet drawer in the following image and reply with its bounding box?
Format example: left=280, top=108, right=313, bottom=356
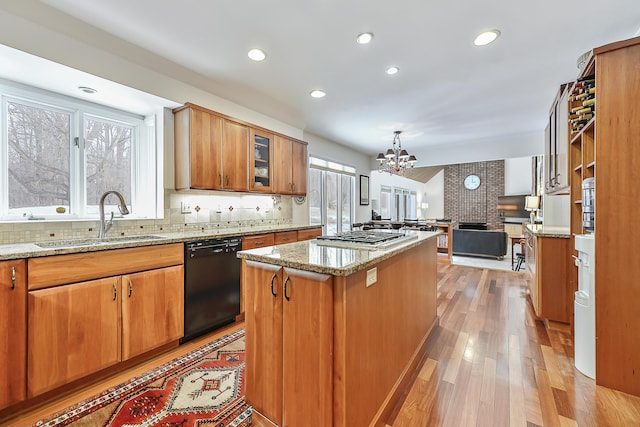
left=28, top=243, right=184, bottom=290
left=297, top=228, right=322, bottom=241
left=243, top=233, right=275, bottom=250
left=274, top=231, right=297, bottom=245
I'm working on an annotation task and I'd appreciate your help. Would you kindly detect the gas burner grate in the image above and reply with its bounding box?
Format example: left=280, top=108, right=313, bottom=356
left=316, top=230, right=404, bottom=245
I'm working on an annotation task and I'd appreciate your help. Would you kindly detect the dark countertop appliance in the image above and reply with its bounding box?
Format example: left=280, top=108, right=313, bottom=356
left=182, top=237, right=242, bottom=343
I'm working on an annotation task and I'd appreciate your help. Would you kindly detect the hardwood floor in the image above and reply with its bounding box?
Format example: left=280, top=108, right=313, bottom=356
left=389, top=262, right=640, bottom=427
left=4, top=262, right=640, bottom=426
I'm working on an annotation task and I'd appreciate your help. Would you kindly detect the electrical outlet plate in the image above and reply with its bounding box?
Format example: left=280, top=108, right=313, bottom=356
left=181, top=202, right=192, bottom=214
left=366, top=268, right=377, bottom=287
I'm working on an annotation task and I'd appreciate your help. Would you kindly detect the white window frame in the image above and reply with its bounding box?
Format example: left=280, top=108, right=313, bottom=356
left=0, top=79, right=160, bottom=221
left=308, top=156, right=355, bottom=235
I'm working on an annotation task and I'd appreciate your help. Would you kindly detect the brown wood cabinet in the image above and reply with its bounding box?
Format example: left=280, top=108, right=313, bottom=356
left=0, top=260, right=26, bottom=410
left=273, top=230, right=297, bottom=245
left=244, top=262, right=333, bottom=426
left=174, top=104, right=249, bottom=191
left=524, top=227, right=570, bottom=323
left=273, top=135, right=308, bottom=195
left=546, top=83, right=570, bottom=194
left=174, top=103, right=307, bottom=195
left=242, top=233, right=275, bottom=250
left=576, top=37, right=640, bottom=396
left=26, top=244, right=184, bottom=397
left=436, top=223, right=452, bottom=260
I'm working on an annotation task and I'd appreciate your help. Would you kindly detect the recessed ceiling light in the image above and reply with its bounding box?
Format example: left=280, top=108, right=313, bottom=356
left=247, top=48, right=267, bottom=61
left=78, top=86, right=97, bottom=94
left=356, top=32, right=374, bottom=44
left=310, top=90, right=326, bottom=98
left=386, top=66, right=399, bottom=75
left=473, top=30, right=501, bottom=46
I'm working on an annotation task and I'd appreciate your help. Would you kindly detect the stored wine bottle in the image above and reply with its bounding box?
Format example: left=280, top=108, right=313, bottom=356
left=583, top=98, right=595, bottom=107
left=578, top=74, right=595, bottom=82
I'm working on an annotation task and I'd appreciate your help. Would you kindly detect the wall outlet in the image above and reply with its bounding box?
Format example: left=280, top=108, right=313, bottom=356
left=366, top=268, right=377, bottom=287
left=181, top=202, right=192, bottom=214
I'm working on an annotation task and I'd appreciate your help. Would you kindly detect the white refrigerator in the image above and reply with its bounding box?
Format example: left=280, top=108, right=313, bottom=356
left=574, top=233, right=595, bottom=379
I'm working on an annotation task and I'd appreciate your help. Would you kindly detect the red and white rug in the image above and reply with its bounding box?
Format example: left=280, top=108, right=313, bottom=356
left=33, top=329, right=251, bottom=427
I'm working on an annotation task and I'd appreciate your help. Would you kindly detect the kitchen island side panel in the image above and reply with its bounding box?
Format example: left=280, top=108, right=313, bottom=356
left=333, top=238, right=438, bottom=427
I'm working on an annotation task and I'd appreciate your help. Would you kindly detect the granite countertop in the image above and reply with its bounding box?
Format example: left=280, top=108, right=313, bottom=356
left=525, top=224, right=571, bottom=238
left=0, top=224, right=320, bottom=261
left=237, top=230, right=440, bottom=277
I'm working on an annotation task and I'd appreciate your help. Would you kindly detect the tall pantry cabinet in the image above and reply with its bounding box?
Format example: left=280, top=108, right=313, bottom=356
left=569, top=36, right=640, bottom=396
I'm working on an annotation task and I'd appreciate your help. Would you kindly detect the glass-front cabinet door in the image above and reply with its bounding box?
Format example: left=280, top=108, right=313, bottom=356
left=250, top=128, right=273, bottom=192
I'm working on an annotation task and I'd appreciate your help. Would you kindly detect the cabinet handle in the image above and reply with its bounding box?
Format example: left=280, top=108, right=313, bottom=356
left=11, top=266, right=16, bottom=289
left=270, top=271, right=278, bottom=297
left=255, top=241, right=264, bottom=246
left=113, top=282, right=117, bottom=301
left=283, top=275, right=291, bottom=301
left=128, top=279, right=133, bottom=297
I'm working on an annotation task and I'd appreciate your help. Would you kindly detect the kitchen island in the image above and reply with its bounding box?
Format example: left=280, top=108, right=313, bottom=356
left=237, top=230, right=439, bottom=427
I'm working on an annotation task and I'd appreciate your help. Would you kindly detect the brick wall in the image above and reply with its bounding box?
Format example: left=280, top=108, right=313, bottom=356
left=444, top=160, right=505, bottom=230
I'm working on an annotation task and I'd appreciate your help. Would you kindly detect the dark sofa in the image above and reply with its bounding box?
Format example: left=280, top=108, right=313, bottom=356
left=452, top=228, right=508, bottom=260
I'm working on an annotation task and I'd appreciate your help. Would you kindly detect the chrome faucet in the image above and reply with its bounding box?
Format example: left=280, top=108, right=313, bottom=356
left=98, top=190, right=130, bottom=238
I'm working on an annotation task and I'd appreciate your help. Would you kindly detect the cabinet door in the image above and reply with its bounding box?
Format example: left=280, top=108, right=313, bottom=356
left=222, top=120, right=249, bottom=191
left=0, top=260, right=26, bottom=409
left=250, top=128, right=274, bottom=192
left=525, top=232, right=540, bottom=316
left=28, top=277, right=121, bottom=397
left=291, top=140, right=308, bottom=195
left=555, top=88, right=569, bottom=189
left=282, top=268, right=333, bottom=426
left=189, top=108, right=223, bottom=189
left=273, top=135, right=293, bottom=194
left=243, top=262, right=284, bottom=424
left=121, top=266, right=184, bottom=360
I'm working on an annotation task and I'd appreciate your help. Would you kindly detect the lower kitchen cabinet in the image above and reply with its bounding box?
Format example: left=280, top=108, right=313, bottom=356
left=525, top=228, right=571, bottom=323
left=0, top=259, right=26, bottom=410
left=244, top=261, right=333, bottom=426
left=28, top=277, right=121, bottom=397
left=296, top=227, right=322, bottom=241
left=122, top=266, right=184, bottom=360
left=26, top=244, right=184, bottom=398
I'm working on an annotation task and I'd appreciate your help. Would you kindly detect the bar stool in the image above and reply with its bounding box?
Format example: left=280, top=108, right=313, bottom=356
left=514, top=238, right=526, bottom=271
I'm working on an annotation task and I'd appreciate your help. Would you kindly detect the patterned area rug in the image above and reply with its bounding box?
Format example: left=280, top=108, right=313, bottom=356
left=33, top=329, right=251, bottom=427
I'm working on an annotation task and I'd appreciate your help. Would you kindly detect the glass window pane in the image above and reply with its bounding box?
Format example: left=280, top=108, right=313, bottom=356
left=85, top=117, right=132, bottom=211
left=380, top=189, right=391, bottom=219
left=326, top=171, right=339, bottom=235
left=7, top=101, right=70, bottom=214
left=308, top=168, right=323, bottom=226
left=341, top=175, right=352, bottom=232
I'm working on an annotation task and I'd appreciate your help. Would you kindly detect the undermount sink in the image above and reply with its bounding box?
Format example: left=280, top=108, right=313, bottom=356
left=35, top=235, right=166, bottom=248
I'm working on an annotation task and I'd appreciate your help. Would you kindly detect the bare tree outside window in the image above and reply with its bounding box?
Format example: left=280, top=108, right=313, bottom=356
left=85, top=118, right=132, bottom=209
left=7, top=101, right=70, bottom=213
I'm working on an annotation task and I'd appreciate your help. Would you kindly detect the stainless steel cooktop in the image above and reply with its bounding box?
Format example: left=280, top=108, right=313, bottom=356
left=315, top=231, right=417, bottom=250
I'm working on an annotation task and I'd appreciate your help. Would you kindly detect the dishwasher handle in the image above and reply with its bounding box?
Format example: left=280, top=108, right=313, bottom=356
left=188, top=244, right=227, bottom=258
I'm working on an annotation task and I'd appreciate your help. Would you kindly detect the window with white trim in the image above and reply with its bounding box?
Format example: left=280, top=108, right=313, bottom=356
left=1, top=80, right=159, bottom=221
left=308, top=157, right=355, bottom=235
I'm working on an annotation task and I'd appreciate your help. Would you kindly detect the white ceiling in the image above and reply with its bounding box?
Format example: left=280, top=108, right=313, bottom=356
left=7, top=1, right=640, bottom=163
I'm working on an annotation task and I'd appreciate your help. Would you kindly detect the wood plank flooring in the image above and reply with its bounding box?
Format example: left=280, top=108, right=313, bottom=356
left=389, top=262, right=640, bottom=427
left=4, top=262, right=640, bottom=426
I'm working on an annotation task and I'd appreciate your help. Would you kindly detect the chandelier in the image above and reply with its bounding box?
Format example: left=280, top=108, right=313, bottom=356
left=376, top=131, right=417, bottom=175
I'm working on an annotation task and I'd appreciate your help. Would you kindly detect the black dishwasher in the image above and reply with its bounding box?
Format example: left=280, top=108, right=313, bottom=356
left=182, top=237, right=242, bottom=343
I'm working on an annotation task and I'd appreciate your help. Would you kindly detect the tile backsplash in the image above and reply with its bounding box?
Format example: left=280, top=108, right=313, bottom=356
left=0, top=190, right=294, bottom=245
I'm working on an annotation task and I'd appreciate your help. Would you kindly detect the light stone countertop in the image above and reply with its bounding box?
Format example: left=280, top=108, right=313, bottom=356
left=0, top=224, right=321, bottom=261
left=525, top=224, right=571, bottom=238
left=237, top=230, right=440, bottom=276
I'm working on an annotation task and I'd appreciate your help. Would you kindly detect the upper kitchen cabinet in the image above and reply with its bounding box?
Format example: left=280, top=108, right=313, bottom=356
left=174, top=103, right=249, bottom=192
left=250, top=128, right=274, bottom=193
left=545, top=83, right=570, bottom=194
left=274, top=135, right=308, bottom=196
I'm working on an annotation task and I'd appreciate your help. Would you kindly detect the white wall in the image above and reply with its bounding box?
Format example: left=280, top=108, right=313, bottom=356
left=423, top=169, right=445, bottom=219
left=504, top=157, right=533, bottom=195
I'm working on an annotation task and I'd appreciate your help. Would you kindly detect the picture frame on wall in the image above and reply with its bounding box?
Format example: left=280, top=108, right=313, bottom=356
left=359, top=175, right=369, bottom=205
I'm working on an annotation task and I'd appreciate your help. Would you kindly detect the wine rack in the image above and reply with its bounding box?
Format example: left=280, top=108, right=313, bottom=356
left=569, top=74, right=595, bottom=137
